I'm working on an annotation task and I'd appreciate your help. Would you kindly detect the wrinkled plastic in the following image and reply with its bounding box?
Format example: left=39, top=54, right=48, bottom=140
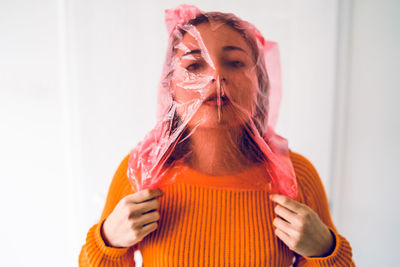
left=127, top=4, right=297, bottom=199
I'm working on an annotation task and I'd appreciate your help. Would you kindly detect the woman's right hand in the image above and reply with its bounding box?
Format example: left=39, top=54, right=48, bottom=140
left=101, top=188, right=164, bottom=248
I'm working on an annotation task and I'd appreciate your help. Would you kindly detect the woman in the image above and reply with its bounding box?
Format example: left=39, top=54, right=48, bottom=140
left=79, top=4, right=354, bottom=266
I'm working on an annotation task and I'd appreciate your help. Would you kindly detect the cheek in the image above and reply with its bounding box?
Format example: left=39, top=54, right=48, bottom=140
left=171, top=73, right=203, bottom=123
left=227, top=70, right=258, bottom=112
left=171, top=68, right=210, bottom=104
left=171, top=73, right=201, bottom=104
left=173, top=85, right=201, bottom=104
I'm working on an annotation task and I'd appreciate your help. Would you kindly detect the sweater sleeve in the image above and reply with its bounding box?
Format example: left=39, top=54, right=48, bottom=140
left=79, top=153, right=138, bottom=267
left=289, top=151, right=355, bottom=267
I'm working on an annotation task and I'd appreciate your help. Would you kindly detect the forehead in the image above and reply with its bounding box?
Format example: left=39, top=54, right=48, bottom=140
left=175, top=22, right=252, bottom=57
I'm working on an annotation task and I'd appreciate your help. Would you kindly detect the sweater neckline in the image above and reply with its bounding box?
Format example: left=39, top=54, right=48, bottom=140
left=169, top=162, right=272, bottom=190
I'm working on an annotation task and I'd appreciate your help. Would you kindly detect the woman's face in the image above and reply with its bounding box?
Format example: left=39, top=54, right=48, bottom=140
left=171, top=22, right=259, bottom=130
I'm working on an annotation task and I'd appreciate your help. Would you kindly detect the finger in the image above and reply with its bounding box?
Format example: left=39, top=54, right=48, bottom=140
left=270, top=194, right=303, bottom=214
left=134, top=210, right=160, bottom=228
left=139, top=221, right=158, bottom=237
left=131, top=188, right=164, bottom=203
left=273, top=217, right=297, bottom=237
left=130, top=199, right=160, bottom=217
left=274, top=228, right=292, bottom=247
left=274, top=204, right=297, bottom=224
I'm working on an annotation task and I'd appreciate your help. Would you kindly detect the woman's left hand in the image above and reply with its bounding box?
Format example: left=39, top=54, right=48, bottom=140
left=270, top=194, right=335, bottom=257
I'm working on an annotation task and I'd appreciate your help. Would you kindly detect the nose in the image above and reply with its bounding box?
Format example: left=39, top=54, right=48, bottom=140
left=211, top=76, right=226, bottom=82
left=208, top=74, right=227, bottom=99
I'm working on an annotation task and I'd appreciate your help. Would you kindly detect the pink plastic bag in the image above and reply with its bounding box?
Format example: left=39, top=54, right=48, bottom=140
left=127, top=4, right=297, bottom=199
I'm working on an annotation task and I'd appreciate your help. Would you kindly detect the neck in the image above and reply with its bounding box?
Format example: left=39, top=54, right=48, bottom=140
left=187, top=126, right=253, bottom=176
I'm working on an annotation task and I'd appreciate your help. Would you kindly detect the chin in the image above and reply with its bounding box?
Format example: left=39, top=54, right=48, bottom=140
left=188, top=114, right=243, bottom=130
left=182, top=104, right=250, bottom=130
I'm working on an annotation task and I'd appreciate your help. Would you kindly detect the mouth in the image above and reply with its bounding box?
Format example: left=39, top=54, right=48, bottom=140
left=203, top=95, right=230, bottom=106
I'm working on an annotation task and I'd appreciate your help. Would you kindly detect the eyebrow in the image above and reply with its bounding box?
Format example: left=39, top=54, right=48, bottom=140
left=222, top=45, right=247, bottom=54
left=181, top=45, right=248, bottom=57
left=182, top=49, right=201, bottom=56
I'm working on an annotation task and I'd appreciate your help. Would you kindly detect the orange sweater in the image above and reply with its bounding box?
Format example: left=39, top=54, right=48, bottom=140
left=79, top=151, right=354, bottom=266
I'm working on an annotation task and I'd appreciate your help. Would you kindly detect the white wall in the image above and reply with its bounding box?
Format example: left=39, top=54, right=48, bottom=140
left=0, top=0, right=79, bottom=266
left=2, top=0, right=398, bottom=266
left=333, top=0, right=400, bottom=266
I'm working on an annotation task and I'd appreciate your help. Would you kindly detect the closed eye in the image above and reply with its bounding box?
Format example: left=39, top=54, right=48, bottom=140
left=186, top=62, right=203, bottom=72
left=229, top=60, right=245, bottom=68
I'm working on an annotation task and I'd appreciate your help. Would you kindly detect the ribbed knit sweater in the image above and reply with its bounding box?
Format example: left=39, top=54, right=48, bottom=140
left=79, top=151, right=354, bottom=266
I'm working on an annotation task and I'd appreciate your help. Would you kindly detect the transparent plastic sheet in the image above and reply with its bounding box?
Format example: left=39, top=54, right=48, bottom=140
left=127, top=4, right=297, bottom=199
